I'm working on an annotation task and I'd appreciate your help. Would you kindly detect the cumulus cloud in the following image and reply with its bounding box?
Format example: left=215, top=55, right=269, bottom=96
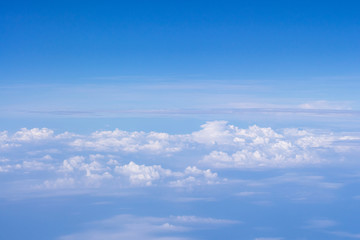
left=114, top=162, right=220, bottom=187
left=0, top=121, right=359, bottom=195
left=169, top=166, right=220, bottom=187
left=30, top=154, right=221, bottom=191
left=199, top=122, right=340, bottom=168
left=0, top=130, right=20, bottom=148
left=60, top=155, right=112, bottom=184
left=114, top=161, right=173, bottom=186
left=63, top=121, right=355, bottom=169
left=191, top=121, right=236, bottom=145
left=1, top=121, right=357, bottom=160
left=69, top=129, right=184, bottom=153
left=12, top=128, right=54, bottom=142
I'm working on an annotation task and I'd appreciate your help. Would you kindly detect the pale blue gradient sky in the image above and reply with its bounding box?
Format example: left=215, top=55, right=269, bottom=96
left=1, top=1, right=360, bottom=240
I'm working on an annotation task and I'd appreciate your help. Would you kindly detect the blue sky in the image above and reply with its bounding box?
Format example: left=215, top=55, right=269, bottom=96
left=1, top=1, right=360, bottom=240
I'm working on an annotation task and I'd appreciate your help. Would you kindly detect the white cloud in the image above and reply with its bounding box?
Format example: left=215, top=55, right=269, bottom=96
left=246, top=173, right=343, bottom=190
left=12, top=128, right=54, bottom=142
left=114, top=162, right=220, bottom=187
left=58, top=214, right=238, bottom=240
left=1, top=122, right=357, bottom=167
left=202, top=148, right=318, bottom=168
left=115, top=161, right=173, bottom=186
left=42, top=177, right=76, bottom=189
left=23, top=154, right=221, bottom=191
left=0, top=130, right=20, bottom=148
left=60, top=155, right=112, bottom=184
left=0, top=165, right=11, bottom=172
left=169, top=166, right=220, bottom=187
left=42, top=154, right=53, bottom=160
left=299, top=100, right=351, bottom=110
left=61, top=156, right=86, bottom=172
left=172, top=215, right=239, bottom=225
left=236, top=191, right=265, bottom=197
left=0, top=121, right=359, bottom=195
left=328, top=231, right=360, bottom=239
left=199, top=123, right=341, bottom=168
left=106, top=159, right=119, bottom=166
left=305, top=219, right=337, bottom=229
left=254, top=238, right=283, bottom=240
left=69, top=129, right=184, bottom=153
left=22, top=160, right=54, bottom=171
left=191, top=121, right=235, bottom=145
left=0, top=131, right=8, bottom=143
left=0, top=158, right=9, bottom=163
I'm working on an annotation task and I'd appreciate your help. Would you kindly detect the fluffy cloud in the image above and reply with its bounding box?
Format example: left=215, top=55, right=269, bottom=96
left=169, top=166, right=220, bottom=187
left=0, top=122, right=357, bottom=173
left=0, top=131, right=8, bottom=142
left=0, top=128, right=55, bottom=149
left=64, top=121, right=351, bottom=170
left=199, top=122, right=339, bottom=168
left=115, top=162, right=220, bottom=187
left=0, top=131, right=20, bottom=148
left=114, top=161, right=173, bottom=186
left=191, top=121, right=236, bottom=145
left=69, top=129, right=184, bottom=153
left=0, top=121, right=359, bottom=195
left=12, top=128, right=54, bottom=142
left=30, top=154, right=221, bottom=190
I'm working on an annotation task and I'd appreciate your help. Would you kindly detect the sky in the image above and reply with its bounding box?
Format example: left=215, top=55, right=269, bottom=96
left=1, top=1, right=360, bottom=239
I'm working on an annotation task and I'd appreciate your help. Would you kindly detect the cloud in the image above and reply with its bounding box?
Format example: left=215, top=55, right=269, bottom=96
left=1, top=122, right=358, bottom=164
left=199, top=122, right=344, bottom=168
left=305, top=219, right=337, bottom=229
left=328, top=231, right=360, bottom=239
left=43, top=177, right=76, bottom=189
left=248, top=173, right=343, bottom=190
left=58, top=214, right=239, bottom=240
left=30, top=154, right=221, bottom=191
left=299, top=100, right=352, bottom=110
left=172, top=215, right=239, bottom=225
left=0, top=165, right=11, bottom=173
left=254, top=238, right=283, bottom=240
left=12, top=128, right=54, bottom=142
left=169, top=166, right=220, bottom=187
left=236, top=191, right=265, bottom=197
left=191, top=121, right=236, bottom=145
left=114, top=161, right=173, bottom=186
left=69, top=129, right=184, bottom=153
left=0, top=121, right=359, bottom=196
left=0, top=131, right=20, bottom=148
left=114, top=162, right=220, bottom=187
left=0, top=131, right=8, bottom=144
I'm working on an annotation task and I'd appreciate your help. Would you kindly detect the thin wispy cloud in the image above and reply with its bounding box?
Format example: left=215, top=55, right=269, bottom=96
left=59, top=214, right=239, bottom=240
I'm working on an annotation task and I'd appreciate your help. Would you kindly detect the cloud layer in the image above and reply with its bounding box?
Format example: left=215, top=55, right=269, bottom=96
left=0, top=121, right=358, bottom=194
left=59, top=214, right=239, bottom=240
